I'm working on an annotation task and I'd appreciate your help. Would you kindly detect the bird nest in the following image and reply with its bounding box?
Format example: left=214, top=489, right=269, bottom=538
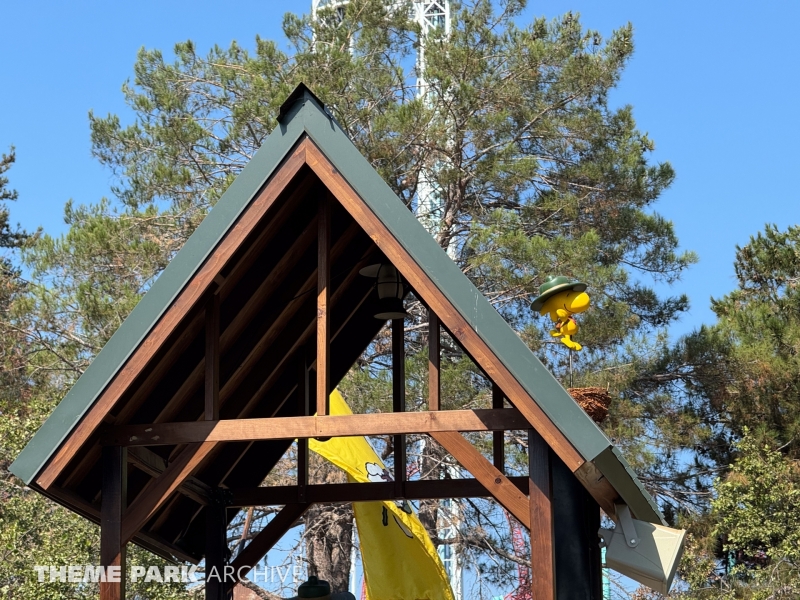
left=568, top=387, right=612, bottom=423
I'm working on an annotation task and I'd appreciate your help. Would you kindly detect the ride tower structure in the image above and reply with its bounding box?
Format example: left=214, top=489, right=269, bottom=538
left=311, top=1, right=462, bottom=597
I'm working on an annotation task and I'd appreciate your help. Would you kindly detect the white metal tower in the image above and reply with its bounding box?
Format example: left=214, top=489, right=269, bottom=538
left=311, top=1, right=461, bottom=597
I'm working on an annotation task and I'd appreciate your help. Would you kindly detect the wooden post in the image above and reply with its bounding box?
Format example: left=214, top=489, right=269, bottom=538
left=297, top=353, right=309, bottom=503
left=205, top=495, right=228, bottom=600
left=528, top=429, right=556, bottom=600
left=492, top=383, right=504, bottom=473
left=428, top=311, right=440, bottom=411
left=551, top=453, right=603, bottom=600
left=393, top=317, right=406, bottom=497
left=317, top=194, right=331, bottom=416
left=100, top=445, right=126, bottom=600
left=205, top=292, right=220, bottom=421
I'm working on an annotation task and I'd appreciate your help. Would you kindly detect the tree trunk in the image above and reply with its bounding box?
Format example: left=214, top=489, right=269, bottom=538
left=304, top=502, right=354, bottom=593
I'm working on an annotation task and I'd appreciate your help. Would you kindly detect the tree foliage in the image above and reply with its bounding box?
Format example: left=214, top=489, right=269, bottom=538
left=3, top=1, right=701, bottom=597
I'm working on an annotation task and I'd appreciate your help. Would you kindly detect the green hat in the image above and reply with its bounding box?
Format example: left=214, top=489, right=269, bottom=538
left=530, top=276, right=587, bottom=312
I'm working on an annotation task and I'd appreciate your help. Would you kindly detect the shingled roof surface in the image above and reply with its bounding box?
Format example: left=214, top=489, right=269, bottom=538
left=13, top=85, right=663, bottom=560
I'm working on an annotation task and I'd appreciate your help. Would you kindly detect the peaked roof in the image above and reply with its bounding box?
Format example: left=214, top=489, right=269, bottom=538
left=13, top=85, right=664, bottom=538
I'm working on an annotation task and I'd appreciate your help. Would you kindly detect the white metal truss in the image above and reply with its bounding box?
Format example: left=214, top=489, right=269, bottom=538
left=312, top=2, right=461, bottom=595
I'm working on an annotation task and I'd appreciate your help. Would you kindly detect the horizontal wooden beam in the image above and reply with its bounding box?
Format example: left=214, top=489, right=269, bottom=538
left=102, top=408, right=530, bottom=447
left=228, top=477, right=529, bottom=506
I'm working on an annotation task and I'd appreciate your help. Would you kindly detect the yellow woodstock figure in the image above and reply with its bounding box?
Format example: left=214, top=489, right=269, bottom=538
left=530, top=276, right=591, bottom=351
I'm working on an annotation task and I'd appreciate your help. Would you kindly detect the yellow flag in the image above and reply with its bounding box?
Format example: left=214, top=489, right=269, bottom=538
left=309, top=390, right=455, bottom=600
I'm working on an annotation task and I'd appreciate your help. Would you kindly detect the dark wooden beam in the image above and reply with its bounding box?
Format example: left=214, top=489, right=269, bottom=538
left=104, top=408, right=531, bottom=447
left=230, top=503, right=310, bottom=575
left=205, top=496, right=228, bottom=600
left=393, top=317, right=405, bottom=498
left=100, top=446, right=126, bottom=600
left=42, top=483, right=200, bottom=564
left=528, top=428, right=556, bottom=600
left=431, top=431, right=530, bottom=529
left=552, top=451, right=603, bottom=600
left=429, top=311, right=440, bottom=411
left=493, top=382, right=505, bottom=473
left=227, top=477, right=529, bottom=507
left=317, top=192, right=331, bottom=417
left=205, top=292, right=220, bottom=421
left=129, top=239, right=377, bottom=539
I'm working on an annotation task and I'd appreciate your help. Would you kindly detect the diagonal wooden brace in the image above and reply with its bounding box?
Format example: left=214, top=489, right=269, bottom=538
left=430, top=431, right=530, bottom=529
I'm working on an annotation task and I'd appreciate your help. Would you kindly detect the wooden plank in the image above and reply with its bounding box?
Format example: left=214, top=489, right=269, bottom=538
left=227, top=477, right=530, bottom=506
left=100, top=446, right=126, bottom=600
left=230, top=503, right=310, bottom=575
left=393, top=317, right=405, bottom=498
left=429, top=311, right=440, bottom=411
left=218, top=224, right=365, bottom=424
left=431, top=431, right=530, bottom=529
left=205, top=499, right=228, bottom=600
left=317, top=192, right=331, bottom=416
left=37, top=140, right=312, bottom=491
left=304, top=142, right=585, bottom=474
left=528, top=428, right=556, bottom=600
left=121, top=442, right=216, bottom=544
left=493, top=382, right=505, bottom=473
left=205, top=292, right=221, bottom=421
left=103, top=408, right=531, bottom=446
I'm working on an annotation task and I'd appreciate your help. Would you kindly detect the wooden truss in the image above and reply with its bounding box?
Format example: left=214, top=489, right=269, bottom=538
left=28, top=136, right=603, bottom=600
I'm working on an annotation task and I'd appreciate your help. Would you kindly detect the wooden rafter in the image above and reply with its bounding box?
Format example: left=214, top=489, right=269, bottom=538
left=204, top=292, right=220, bottom=421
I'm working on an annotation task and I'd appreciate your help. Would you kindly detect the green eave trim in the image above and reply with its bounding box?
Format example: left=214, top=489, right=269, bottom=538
left=593, top=446, right=665, bottom=524
left=10, top=92, right=323, bottom=485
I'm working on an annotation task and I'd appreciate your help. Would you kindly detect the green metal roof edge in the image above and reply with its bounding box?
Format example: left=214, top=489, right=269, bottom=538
left=593, top=446, right=665, bottom=524
left=13, top=89, right=665, bottom=526
left=9, top=92, right=318, bottom=485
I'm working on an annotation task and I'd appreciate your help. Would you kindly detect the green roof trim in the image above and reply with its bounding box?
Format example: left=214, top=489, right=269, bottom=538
left=12, top=86, right=664, bottom=525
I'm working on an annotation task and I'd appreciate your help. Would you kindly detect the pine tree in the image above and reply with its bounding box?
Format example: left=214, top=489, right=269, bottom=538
left=12, top=1, right=696, bottom=596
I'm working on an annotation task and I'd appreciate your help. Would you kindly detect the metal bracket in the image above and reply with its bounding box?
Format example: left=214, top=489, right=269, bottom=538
left=615, top=502, right=639, bottom=548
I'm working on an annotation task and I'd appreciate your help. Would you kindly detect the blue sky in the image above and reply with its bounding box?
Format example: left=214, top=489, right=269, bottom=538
left=1, top=0, right=797, bottom=339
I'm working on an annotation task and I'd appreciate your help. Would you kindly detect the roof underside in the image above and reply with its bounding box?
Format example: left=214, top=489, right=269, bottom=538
left=38, top=164, right=390, bottom=561
left=12, top=88, right=665, bottom=562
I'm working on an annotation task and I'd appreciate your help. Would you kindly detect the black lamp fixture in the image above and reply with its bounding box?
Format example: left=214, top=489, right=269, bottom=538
left=359, top=262, right=409, bottom=320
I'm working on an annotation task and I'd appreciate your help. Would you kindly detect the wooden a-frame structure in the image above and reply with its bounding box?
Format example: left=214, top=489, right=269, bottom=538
left=13, top=85, right=667, bottom=600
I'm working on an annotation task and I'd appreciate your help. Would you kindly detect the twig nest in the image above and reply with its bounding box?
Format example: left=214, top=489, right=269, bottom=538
left=568, top=387, right=612, bottom=423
